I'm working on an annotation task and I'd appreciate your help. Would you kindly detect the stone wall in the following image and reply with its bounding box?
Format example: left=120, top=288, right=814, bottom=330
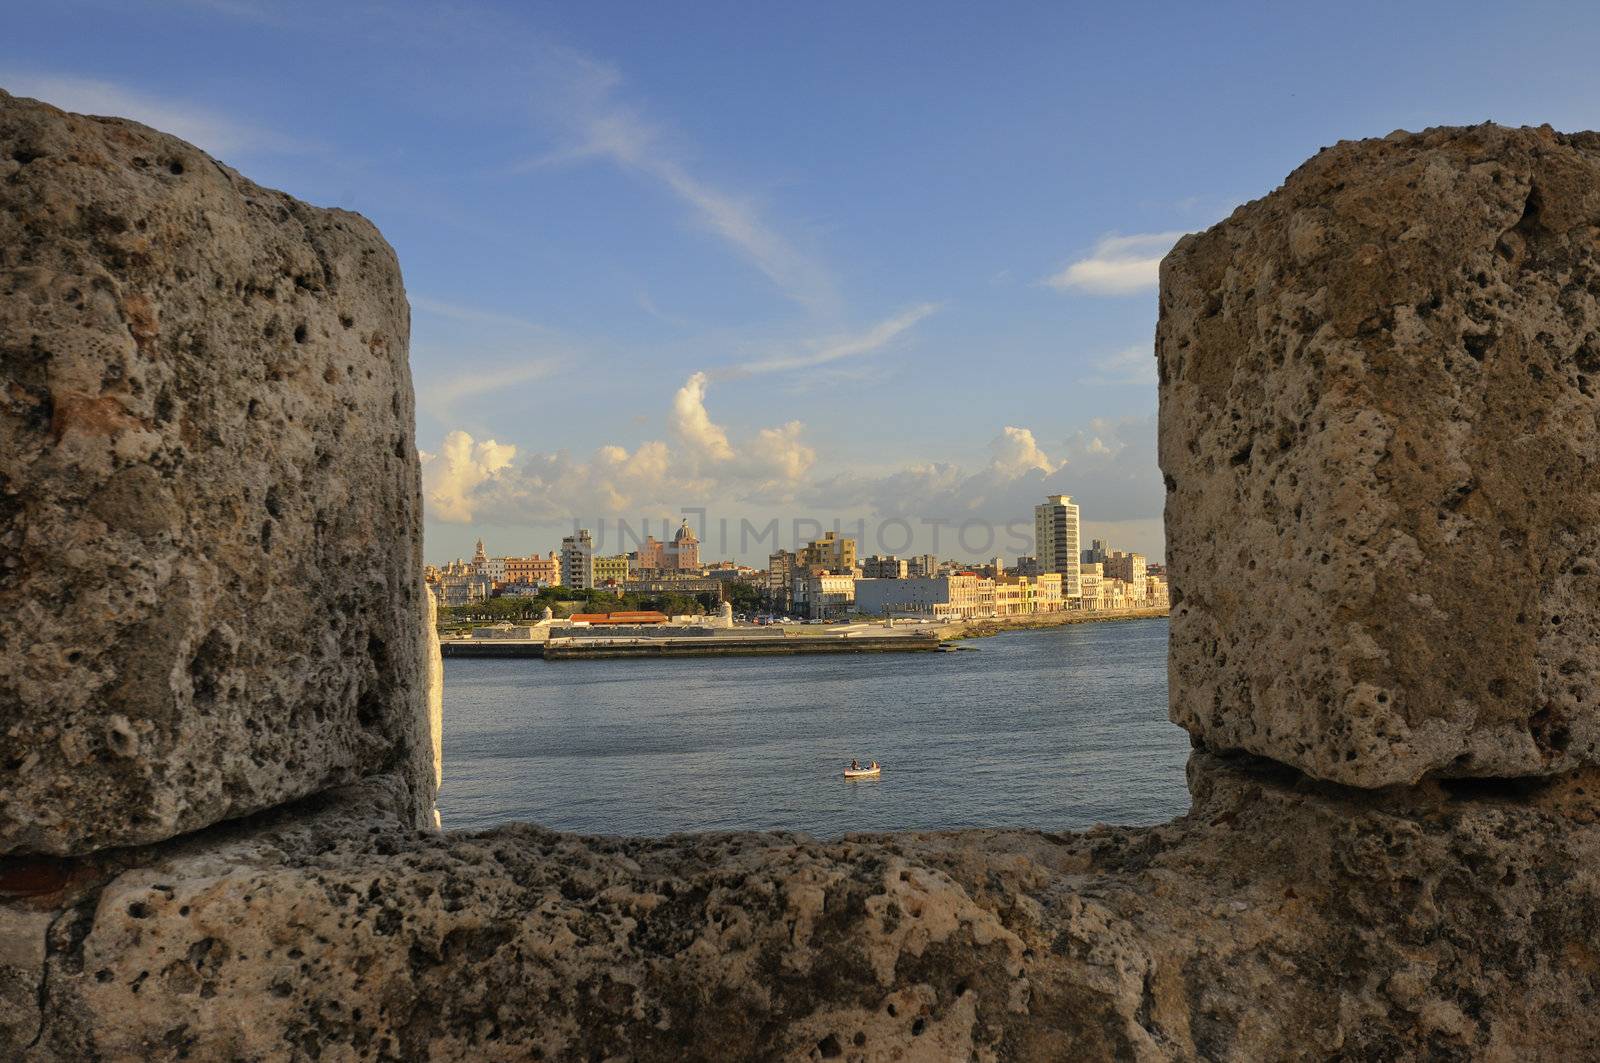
left=0, top=88, right=436, bottom=856
left=1160, top=125, right=1600, bottom=787
left=4, top=93, right=1598, bottom=1060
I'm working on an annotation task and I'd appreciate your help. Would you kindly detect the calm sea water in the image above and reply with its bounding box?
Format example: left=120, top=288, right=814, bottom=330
left=438, top=618, right=1189, bottom=838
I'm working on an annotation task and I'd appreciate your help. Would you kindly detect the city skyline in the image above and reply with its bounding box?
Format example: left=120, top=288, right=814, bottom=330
left=424, top=500, right=1144, bottom=569
left=428, top=492, right=1165, bottom=619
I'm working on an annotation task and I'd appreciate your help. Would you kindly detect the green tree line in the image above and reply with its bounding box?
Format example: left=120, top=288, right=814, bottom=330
left=437, top=584, right=760, bottom=631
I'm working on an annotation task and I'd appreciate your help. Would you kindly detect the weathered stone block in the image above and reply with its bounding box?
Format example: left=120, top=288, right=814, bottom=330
left=0, top=89, right=434, bottom=854
left=1160, top=124, right=1600, bottom=786
left=10, top=756, right=1600, bottom=1061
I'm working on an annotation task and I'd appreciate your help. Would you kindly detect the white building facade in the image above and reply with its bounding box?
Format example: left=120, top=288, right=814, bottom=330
left=1034, top=495, right=1082, bottom=600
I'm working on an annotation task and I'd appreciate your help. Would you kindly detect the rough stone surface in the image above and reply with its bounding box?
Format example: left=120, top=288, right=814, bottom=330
left=7, top=754, right=1600, bottom=1061
left=424, top=582, right=443, bottom=828
left=1160, top=123, right=1600, bottom=786
left=0, top=89, right=434, bottom=855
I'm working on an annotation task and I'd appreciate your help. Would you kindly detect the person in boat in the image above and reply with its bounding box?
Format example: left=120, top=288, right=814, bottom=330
left=870, top=761, right=878, bottom=770
left=850, top=759, right=860, bottom=771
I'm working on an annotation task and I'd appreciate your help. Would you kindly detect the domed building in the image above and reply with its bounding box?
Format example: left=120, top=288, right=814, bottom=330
left=669, top=519, right=699, bottom=571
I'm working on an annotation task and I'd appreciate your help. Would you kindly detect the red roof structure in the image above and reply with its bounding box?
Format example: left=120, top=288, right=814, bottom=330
left=569, top=611, right=670, bottom=625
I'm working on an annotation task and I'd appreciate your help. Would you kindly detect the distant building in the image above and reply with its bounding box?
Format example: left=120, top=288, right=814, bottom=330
left=592, top=553, right=631, bottom=587
left=670, top=519, right=701, bottom=571
left=907, top=554, right=940, bottom=578
left=766, top=550, right=798, bottom=610
left=860, top=554, right=908, bottom=579
left=975, top=557, right=1007, bottom=580
left=1082, top=538, right=1109, bottom=566
left=795, top=572, right=857, bottom=619
left=1104, top=551, right=1147, bottom=597
left=1012, top=555, right=1040, bottom=578
left=704, top=564, right=758, bottom=583
left=800, top=531, right=856, bottom=573
left=561, top=530, right=595, bottom=590
left=436, top=573, right=492, bottom=606
left=855, top=574, right=988, bottom=621
left=1035, top=572, right=1063, bottom=612
left=991, top=572, right=1064, bottom=615
left=470, top=538, right=506, bottom=583
left=1079, top=562, right=1104, bottom=610
left=1034, top=495, right=1082, bottom=599
left=621, top=576, right=724, bottom=596
left=504, top=551, right=560, bottom=587
left=633, top=535, right=668, bottom=573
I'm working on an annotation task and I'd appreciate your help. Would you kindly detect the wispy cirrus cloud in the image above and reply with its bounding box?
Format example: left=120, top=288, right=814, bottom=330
left=411, top=296, right=557, bottom=335
left=1043, top=231, right=1187, bottom=295
left=513, top=54, right=840, bottom=314
left=410, top=296, right=575, bottom=423
left=735, top=303, right=939, bottom=375
left=1, top=72, right=299, bottom=158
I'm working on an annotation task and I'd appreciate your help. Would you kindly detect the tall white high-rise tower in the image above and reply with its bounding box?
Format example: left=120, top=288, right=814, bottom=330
left=1033, top=495, right=1081, bottom=599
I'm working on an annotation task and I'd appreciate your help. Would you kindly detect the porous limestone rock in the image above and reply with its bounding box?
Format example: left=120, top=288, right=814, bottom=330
left=0, top=89, right=434, bottom=855
left=7, top=754, right=1600, bottom=1061
left=1160, top=124, right=1600, bottom=786
left=424, top=582, right=443, bottom=827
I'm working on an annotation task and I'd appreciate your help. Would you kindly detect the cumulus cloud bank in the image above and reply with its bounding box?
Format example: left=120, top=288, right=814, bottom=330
left=1044, top=231, right=1187, bottom=295
left=421, top=387, right=1163, bottom=558
left=422, top=372, right=817, bottom=525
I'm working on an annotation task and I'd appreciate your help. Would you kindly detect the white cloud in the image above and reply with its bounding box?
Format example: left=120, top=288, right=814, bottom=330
left=670, top=371, right=734, bottom=462
left=421, top=432, right=518, bottom=523
left=988, top=426, right=1061, bottom=477
left=2, top=72, right=297, bottom=158
left=1044, top=231, right=1187, bottom=295
left=738, top=421, right=816, bottom=500
left=1084, top=344, right=1156, bottom=386
left=421, top=372, right=815, bottom=524
left=736, top=303, right=938, bottom=375
left=807, top=426, right=1066, bottom=521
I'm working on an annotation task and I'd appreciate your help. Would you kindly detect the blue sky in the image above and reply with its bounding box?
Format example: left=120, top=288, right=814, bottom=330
left=10, top=0, right=1600, bottom=563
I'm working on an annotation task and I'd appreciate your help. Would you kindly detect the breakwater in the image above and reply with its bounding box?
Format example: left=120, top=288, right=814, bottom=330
left=442, top=632, right=944, bottom=659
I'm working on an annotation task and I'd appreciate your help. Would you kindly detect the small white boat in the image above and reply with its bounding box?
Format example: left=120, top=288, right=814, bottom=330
left=843, top=765, right=881, bottom=779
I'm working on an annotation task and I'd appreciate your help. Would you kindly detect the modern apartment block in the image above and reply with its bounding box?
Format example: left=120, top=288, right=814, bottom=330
left=860, top=554, right=909, bottom=579
left=1033, top=494, right=1081, bottom=599
left=800, top=531, right=856, bottom=573
left=907, top=554, right=940, bottom=578
left=1103, top=550, right=1147, bottom=589
left=561, top=529, right=595, bottom=590
left=767, top=550, right=798, bottom=610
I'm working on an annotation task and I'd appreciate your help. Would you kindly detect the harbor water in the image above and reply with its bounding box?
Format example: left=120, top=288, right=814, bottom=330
left=438, top=617, right=1188, bottom=837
